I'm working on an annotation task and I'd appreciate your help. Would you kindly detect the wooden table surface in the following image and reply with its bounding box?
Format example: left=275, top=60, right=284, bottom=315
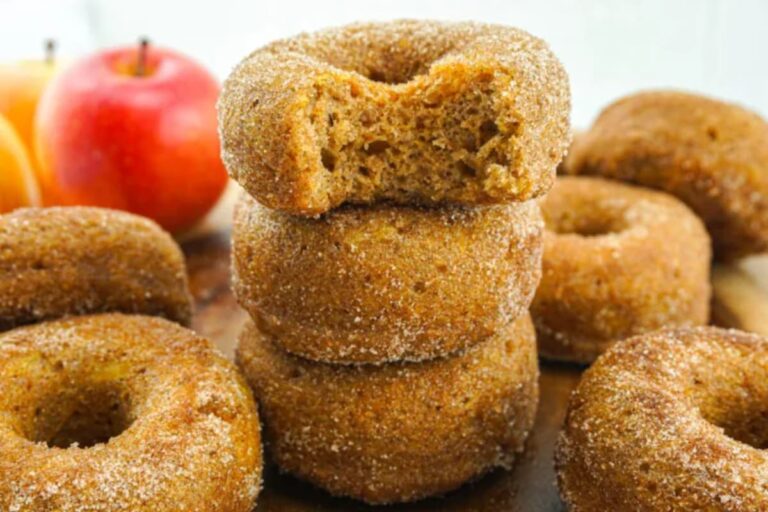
left=184, top=186, right=768, bottom=512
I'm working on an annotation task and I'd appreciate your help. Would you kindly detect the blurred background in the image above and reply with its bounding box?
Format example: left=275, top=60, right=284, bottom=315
left=1, top=0, right=767, bottom=127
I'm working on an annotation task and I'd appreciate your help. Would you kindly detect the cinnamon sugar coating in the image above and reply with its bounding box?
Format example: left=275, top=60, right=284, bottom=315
left=232, top=192, right=543, bottom=364
left=0, top=207, right=193, bottom=331
left=531, top=177, right=711, bottom=363
left=219, top=20, right=570, bottom=215
left=557, top=327, right=768, bottom=511
left=0, top=314, right=262, bottom=511
left=256, top=466, right=521, bottom=512
left=236, top=315, right=538, bottom=505
left=564, top=90, right=768, bottom=260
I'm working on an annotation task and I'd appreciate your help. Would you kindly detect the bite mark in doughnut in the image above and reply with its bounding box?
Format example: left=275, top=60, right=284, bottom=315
left=219, top=20, right=571, bottom=215
left=0, top=313, right=262, bottom=512
left=0, top=207, right=193, bottom=331
left=236, top=314, right=538, bottom=505
left=557, top=327, right=768, bottom=511
left=531, top=177, right=711, bottom=363
left=232, top=192, right=543, bottom=364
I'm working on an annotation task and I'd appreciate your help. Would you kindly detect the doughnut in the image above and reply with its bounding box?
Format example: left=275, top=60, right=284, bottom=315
left=232, top=192, right=543, bottom=364
left=256, top=466, right=520, bottom=512
left=0, top=207, right=192, bottom=331
left=531, top=176, right=711, bottom=363
left=236, top=314, right=539, bottom=505
left=563, top=90, right=768, bottom=260
left=0, top=313, right=262, bottom=511
left=219, top=20, right=570, bottom=215
left=556, top=327, right=768, bottom=511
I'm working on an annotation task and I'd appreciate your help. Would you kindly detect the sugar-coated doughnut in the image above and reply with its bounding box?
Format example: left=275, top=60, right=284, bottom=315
left=236, top=315, right=538, bottom=505
left=0, top=313, right=262, bottom=511
left=0, top=207, right=192, bottom=331
left=531, top=177, right=711, bottom=363
left=256, top=467, right=521, bottom=512
left=232, top=192, right=543, bottom=364
left=219, top=20, right=570, bottom=215
left=557, top=327, right=768, bottom=511
left=564, top=90, right=768, bottom=260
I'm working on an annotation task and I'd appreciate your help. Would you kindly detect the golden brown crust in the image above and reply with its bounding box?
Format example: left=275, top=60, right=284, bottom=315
left=0, top=313, right=262, bottom=512
left=232, top=192, right=543, bottom=364
left=236, top=315, right=538, bottom=505
left=564, top=90, right=768, bottom=260
left=531, top=177, right=712, bottom=363
left=0, top=207, right=193, bottom=331
left=556, top=327, right=768, bottom=511
left=219, top=20, right=570, bottom=215
left=256, top=466, right=521, bottom=512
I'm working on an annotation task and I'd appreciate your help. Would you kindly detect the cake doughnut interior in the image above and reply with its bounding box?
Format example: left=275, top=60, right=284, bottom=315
left=219, top=20, right=571, bottom=214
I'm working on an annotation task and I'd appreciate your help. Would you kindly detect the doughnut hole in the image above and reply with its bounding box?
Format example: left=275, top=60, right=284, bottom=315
left=688, top=351, right=768, bottom=449
left=2, top=353, right=139, bottom=449
left=34, top=381, right=133, bottom=448
left=542, top=193, right=630, bottom=237
left=545, top=212, right=625, bottom=237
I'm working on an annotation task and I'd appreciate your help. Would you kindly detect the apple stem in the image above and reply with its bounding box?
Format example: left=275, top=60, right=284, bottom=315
left=45, top=39, right=56, bottom=65
left=136, top=37, right=150, bottom=77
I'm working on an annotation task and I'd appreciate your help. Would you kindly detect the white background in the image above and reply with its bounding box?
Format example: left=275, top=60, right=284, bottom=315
left=1, top=0, right=766, bottom=127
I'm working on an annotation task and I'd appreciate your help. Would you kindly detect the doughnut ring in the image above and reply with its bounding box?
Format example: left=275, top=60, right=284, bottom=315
left=0, top=207, right=192, bottom=331
left=236, top=314, right=538, bottom=505
left=0, top=313, right=262, bottom=511
left=531, top=176, right=711, bottom=363
left=232, top=192, right=543, bottom=364
left=219, top=20, right=570, bottom=215
left=564, top=90, right=768, bottom=260
left=557, top=326, right=768, bottom=510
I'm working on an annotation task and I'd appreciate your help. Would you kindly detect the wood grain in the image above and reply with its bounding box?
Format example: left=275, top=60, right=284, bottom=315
left=183, top=191, right=765, bottom=512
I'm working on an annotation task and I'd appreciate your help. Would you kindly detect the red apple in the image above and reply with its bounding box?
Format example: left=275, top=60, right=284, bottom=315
left=35, top=40, right=227, bottom=233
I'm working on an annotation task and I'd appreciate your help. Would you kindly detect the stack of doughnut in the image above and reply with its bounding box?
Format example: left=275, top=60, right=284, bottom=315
left=0, top=207, right=263, bottom=511
left=219, top=20, right=571, bottom=504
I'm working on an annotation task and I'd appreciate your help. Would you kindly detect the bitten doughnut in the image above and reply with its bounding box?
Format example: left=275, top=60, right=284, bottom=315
left=531, top=177, right=711, bottom=363
left=557, top=327, right=768, bottom=511
left=236, top=314, right=538, bottom=505
left=0, top=207, right=192, bottom=331
left=564, top=90, right=768, bottom=260
left=232, top=192, right=543, bottom=364
left=0, top=313, right=262, bottom=511
left=219, top=20, right=570, bottom=215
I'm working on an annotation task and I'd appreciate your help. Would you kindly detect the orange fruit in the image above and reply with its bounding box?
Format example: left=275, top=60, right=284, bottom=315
left=0, top=113, right=39, bottom=212
left=0, top=60, right=57, bottom=156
